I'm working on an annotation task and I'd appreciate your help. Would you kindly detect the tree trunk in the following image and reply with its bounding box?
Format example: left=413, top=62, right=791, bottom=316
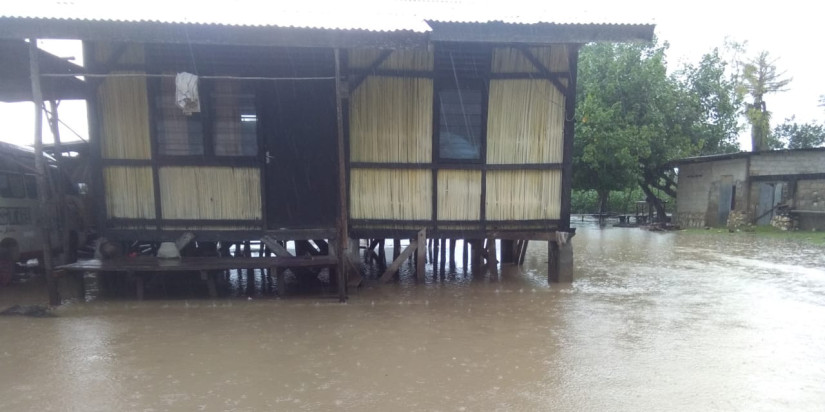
left=597, top=189, right=609, bottom=225
left=639, top=182, right=666, bottom=223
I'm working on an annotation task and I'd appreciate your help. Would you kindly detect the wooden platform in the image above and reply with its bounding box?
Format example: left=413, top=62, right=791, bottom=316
left=57, top=256, right=338, bottom=300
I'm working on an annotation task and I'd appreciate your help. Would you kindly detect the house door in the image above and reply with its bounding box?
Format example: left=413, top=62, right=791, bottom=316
left=756, top=182, right=786, bottom=225
left=717, top=176, right=734, bottom=226
left=259, top=81, right=338, bottom=229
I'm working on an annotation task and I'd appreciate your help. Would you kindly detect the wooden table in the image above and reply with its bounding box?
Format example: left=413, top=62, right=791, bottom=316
left=57, top=255, right=338, bottom=300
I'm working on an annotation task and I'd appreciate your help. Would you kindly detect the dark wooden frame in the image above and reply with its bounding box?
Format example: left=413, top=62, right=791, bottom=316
left=344, top=43, right=578, bottom=236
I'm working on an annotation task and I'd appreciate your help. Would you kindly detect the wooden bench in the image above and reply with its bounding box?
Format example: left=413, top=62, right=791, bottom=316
left=57, top=255, right=338, bottom=300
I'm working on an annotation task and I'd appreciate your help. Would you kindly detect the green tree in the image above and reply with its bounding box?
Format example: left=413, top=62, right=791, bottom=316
left=771, top=117, right=825, bottom=149
left=574, top=42, right=664, bottom=216
left=574, top=41, right=743, bottom=221
left=741, top=51, right=792, bottom=151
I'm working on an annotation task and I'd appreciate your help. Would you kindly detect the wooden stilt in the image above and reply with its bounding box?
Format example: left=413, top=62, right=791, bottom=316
left=486, top=238, right=497, bottom=269
left=377, top=239, right=386, bottom=267
left=393, top=238, right=401, bottom=260
left=416, top=229, right=426, bottom=281
left=448, top=239, right=457, bottom=268
left=461, top=239, right=468, bottom=269
left=261, top=236, right=293, bottom=257
left=470, top=239, right=482, bottom=268
left=547, top=241, right=560, bottom=283
left=438, top=238, right=447, bottom=276
left=500, top=240, right=515, bottom=264
left=518, top=240, right=529, bottom=265
left=28, top=39, right=58, bottom=306
left=380, top=240, right=419, bottom=283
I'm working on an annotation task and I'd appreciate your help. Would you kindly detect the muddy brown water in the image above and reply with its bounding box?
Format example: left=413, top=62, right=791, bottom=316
left=1, top=222, right=824, bottom=411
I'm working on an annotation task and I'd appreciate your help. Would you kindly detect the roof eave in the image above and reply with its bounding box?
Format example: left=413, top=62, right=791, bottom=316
left=426, top=21, right=656, bottom=44
left=0, top=17, right=429, bottom=48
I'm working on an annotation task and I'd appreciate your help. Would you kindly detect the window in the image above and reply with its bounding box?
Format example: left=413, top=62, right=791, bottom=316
left=155, top=77, right=258, bottom=157
left=437, top=87, right=484, bottom=160
left=212, top=81, right=258, bottom=156
left=434, top=46, right=490, bottom=161
left=156, top=77, right=204, bottom=156
left=0, top=173, right=26, bottom=199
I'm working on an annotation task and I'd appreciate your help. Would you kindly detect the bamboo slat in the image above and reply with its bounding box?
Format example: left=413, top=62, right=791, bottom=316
left=348, top=48, right=433, bottom=71
left=486, top=170, right=561, bottom=220
left=350, top=168, right=432, bottom=220
left=103, top=166, right=155, bottom=219
left=159, top=167, right=261, bottom=220
left=99, top=72, right=152, bottom=159
left=94, top=42, right=145, bottom=66
left=486, top=79, right=565, bottom=164
left=491, top=46, right=568, bottom=73
left=350, top=77, right=433, bottom=162
left=437, top=170, right=481, bottom=220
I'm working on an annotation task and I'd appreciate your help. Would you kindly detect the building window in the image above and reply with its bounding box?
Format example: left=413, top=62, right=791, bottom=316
left=156, top=76, right=204, bottom=156
left=212, top=81, right=258, bottom=156
left=434, top=45, right=490, bottom=162
left=155, top=78, right=258, bottom=157
left=437, top=87, right=484, bottom=160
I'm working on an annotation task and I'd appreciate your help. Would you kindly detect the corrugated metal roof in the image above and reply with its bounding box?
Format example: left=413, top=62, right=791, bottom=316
left=670, top=147, right=825, bottom=166
left=1, top=0, right=654, bottom=33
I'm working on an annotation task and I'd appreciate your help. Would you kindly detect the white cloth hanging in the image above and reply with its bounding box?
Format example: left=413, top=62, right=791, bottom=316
left=175, top=72, right=200, bottom=114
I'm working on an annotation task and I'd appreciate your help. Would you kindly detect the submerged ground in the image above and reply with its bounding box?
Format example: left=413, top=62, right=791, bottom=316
left=1, top=221, right=823, bottom=411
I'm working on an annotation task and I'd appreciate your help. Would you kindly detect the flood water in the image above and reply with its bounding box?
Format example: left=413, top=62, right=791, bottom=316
left=1, top=221, right=824, bottom=411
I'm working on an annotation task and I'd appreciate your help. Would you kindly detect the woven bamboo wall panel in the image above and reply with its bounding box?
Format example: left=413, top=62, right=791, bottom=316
left=486, top=170, right=561, bottom=220
left=348, top=48, right=434, bottom=71
left=487, top=79, right=564, bottom=164
left=437, top=170, right=481, bottom=220
left=159, top=167, right=261, bottom=220
left=103, top=166, right=155, bottom=219
left=93, top=42, right=146, bottom=66
left=350, top=77, right=433, bottom=162
left=98, top=73, right=152, bottom=159
left=491, top=46, right=568, bottom=73
left=350, top=169, right=432, bottom=220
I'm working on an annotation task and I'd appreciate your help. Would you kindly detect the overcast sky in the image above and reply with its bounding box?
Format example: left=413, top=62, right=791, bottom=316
left=0, top=0, right=822, bottom=150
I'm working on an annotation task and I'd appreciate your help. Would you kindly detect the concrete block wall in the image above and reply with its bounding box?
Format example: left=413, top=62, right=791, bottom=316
left=795, top=179, right=825, bottom=230
left=750, top=151, right=825, bottom=176
left=675, top=159, right=747, bottom=228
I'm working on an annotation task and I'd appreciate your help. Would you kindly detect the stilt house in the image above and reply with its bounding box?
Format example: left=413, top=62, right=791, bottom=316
left=0, top=5, right=654, bottom=299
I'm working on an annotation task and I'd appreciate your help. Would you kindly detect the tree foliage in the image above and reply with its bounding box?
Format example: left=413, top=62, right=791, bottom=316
left=770, top=117, right=825, bottom=149
left=740, top=51, right=792, bottom=151
left=574, top=40, right=742, bottom=219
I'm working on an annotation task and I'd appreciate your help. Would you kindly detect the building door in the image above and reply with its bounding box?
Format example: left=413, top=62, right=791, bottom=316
left=756, top=182, right=786, bottom=225
left=259, top=81, right=338, bottom=229
left=717, top=176, right=734, bottom=226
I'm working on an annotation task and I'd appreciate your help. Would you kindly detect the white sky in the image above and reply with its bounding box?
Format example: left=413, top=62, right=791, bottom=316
left=0, top=0, right=823, bottom=150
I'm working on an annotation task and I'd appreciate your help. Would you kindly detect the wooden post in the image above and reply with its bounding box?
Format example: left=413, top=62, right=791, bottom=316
left=438, top=238, right=446, bottom=276
left=379, top=240, right=418, bottom=283
left=334, top=49, right=348, bottom=302
left=547, top=240, right=560, bottom=283
left=470, top=239, right=482, bottom=268
left=46, top=100, right=71, bottom=265
left=461, top=239, right=468, bottom=270
left=518, top=240, right=529, bottom=265
left=377, top=239, right=386, bottom=267
left=393, top=238, right=400, bottom=260
left=486, top=238, right=497, bottom=269
left=500, top=240, right=515, bottom=264
left=29, top=39, right=58, bottom=306
left=448, top=238, right=457, bottom=268
left=415, top=229, right=426, bottom=281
